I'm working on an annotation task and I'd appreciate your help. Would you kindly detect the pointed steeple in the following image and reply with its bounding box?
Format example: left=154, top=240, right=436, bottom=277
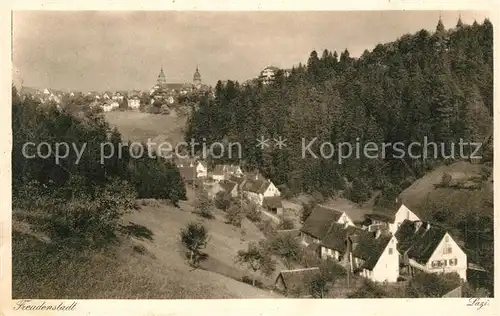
left=193, top=65, right=201, bottom=86
left=157, top=65, right=166, bottom=87
left=436, top=14, right=445, bottom=33
left=456, top=13, right=463, bottom=28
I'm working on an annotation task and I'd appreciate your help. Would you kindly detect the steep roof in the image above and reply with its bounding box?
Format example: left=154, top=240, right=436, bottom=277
left=321, top=222, right=348, bottom=252
left=178, top=166, right=196, bottom=181
left=395, top=220, right=448, bottom=265
left=357, top=234, right=393, bottom=270
left=263, top=196, right=283, bottom=209
left=300, top=205, right=344, bottom=240
left=243, top=178, right=267, bottom=194
left=275, top=267, right=320, bottom=292
left=229, top=175, right=246, bottom=187
left=213, top=165, right=225, bottom=175
left=219, top=180, right=237, bottom=193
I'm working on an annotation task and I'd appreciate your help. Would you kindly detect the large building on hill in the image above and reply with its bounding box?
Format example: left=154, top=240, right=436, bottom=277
left=149, top=65, right=210, bottom=105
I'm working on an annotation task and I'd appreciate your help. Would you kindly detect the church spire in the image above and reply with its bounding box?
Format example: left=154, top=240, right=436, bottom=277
left=436, top=13, right=445, bottom=34
left=457, top=13, right=464, bottom=28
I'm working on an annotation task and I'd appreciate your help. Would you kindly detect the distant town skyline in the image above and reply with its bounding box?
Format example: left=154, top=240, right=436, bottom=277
left=13, top=10, right=489, bottom=92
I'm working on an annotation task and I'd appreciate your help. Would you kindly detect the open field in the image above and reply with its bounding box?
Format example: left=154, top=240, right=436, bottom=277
left=104, top=111, right=187, bottom=145
left=13, top=194, right=283, bottom=299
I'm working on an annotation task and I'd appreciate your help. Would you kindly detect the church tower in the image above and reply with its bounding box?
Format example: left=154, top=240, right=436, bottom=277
left=193, top=66, right=202, bottom=89
left=157, top=66, right=167, bottom=88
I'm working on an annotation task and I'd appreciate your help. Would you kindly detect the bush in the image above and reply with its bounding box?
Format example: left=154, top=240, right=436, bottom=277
left=440, top=172, right=452, bottom=187
left=345, top=179, right=372, bottom=204
left=311, top=191, right=325, bottom=203
left=257, top=220, right=276, bottom=237
left=300, top=199, right=318, bottom=223
left=277, top=184, right=293, bottom=199
left=225, top=204, right=244, bottom=227
left=180, top=221, right=209, bottom=267
left=277, top=218, right=294, bottom=230
left=194, top=191, right=214, bottom=219
left=244, top=201, right=261, bottom=222
left=214, top=191, right=232, bottom=211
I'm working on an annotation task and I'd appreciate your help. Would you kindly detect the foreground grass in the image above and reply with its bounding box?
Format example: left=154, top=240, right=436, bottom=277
left=12, top=199, right=282, bottom=299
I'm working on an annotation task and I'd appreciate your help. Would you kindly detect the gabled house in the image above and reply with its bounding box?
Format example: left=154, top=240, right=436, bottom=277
left=263, top=196, right=284, bottom=216
left=176, top=158, right=207, bottom=178
left=299, top=205, right=353, bottom=246
left=212, top=164, right=243, bottom=181
left=321, top=224, right=399, bottom=283
left=219, top=180, right=238, bottom=198
left=395, top=219, right=467, bottom=280
left=242, top=178, right=280, bottom=206
left=346, top=228, right=399, bottom=283
left=366, top=203, right=421, bottom=235
left=229, top=175, right=247, bottom=193
left=128, top=97, right=141, bottom=109
left=274, top=267, right=320, bottom=296
left=204, top=179, right=223, bottom=200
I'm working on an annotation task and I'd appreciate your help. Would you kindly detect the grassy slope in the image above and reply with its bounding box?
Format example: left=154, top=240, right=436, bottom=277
left=13, top=196, right=283, bottom=299
left=104, top=111, right=187, bottom=145
left=398, top=161, right=493, bottom=220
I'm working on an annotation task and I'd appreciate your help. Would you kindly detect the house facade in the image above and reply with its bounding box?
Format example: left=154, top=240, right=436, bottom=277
left=243, top=179, right=280, bottom=206
left=395, top=220, right=467, bottom=281
left=389, top=204, right=420, bottom=235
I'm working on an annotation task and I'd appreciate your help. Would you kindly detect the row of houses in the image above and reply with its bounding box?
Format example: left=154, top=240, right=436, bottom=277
left=174, top=159, right=285, bottom=217
left=299, top=203, right=469, bottom=284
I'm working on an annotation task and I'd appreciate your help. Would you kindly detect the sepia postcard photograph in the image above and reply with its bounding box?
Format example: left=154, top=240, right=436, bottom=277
left=3, top=5, right=498, bottom=314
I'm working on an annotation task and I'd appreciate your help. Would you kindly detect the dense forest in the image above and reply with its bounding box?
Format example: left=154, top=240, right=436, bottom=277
left=11, top=87, right=188, bottom=296
left=186, top=18, right=493, bottom=199
left=185, top=18, right=494, bottom=291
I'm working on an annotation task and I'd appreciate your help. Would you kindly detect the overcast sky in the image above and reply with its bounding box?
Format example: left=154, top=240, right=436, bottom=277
left=13, top=11, right=489, bottom=92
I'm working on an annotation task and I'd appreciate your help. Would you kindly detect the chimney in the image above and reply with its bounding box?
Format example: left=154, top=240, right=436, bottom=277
left=415, top=221, right=423, bottom=233
left=349, top=235, right=360, bottom=251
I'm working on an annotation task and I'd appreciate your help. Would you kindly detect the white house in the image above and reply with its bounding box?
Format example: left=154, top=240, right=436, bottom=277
left=176, top=159, right=207, bottom=179
left=259, top=66, right=280, bottom=85
left=102, top=100, right=120, bottom=112
left=321, top=224, right=400, bottom=283
left=300, top=205, right=354, bottom=247
left=212, top=164, right=243, bottom=181
left=366, top=203, right=421, bottom=236
left=128, top=97, right=141, bottom=109
left=389, top=204, right=421, bottom=235
left=395, top=220, right=467, bottom=280
left=243, top=179, right=280, bottom=206
left=354, top=233, right=400, bottom=283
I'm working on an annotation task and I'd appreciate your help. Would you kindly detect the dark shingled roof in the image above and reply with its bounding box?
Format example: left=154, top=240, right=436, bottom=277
left=275, top=267, right=320, bottom=291
left=219, top=180, right=237, bottom=193
left=395, top=219, right=447, bottom=265
left=356, top=234, right=393, bottom=270
left=299, top=205, right=344, bottom=240
left=321, top=222, right=348, bottom=252
left=365, top=212, right=394, bottom=223
left=322, top=223, right=393, bottom=271
left=244, top=179, right=270, bottom=194
left=178, top=167, right=196, bottom=181
left=263, top=196, right=283, bottom=209
left=229, top=175, right=246, bottom=187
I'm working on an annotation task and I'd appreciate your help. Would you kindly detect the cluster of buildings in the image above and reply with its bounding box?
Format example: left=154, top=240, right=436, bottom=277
left=17, top=65, right=212, bottom=112
left=150, top=66, right=211, bottom=106
left=297, top=203, right=472, bottom=285
left=174, top=158, right=284, bottom=218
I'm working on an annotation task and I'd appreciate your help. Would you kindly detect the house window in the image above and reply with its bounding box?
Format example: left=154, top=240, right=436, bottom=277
left=391, top=239, right=394, bottom=244
left=388, top=248, right=393, bottom=255
left=443, top=247, right=452, bottom=255
left=445, top=236, right=449, bottom=242
left=449, top=259, right=458, bottom=266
